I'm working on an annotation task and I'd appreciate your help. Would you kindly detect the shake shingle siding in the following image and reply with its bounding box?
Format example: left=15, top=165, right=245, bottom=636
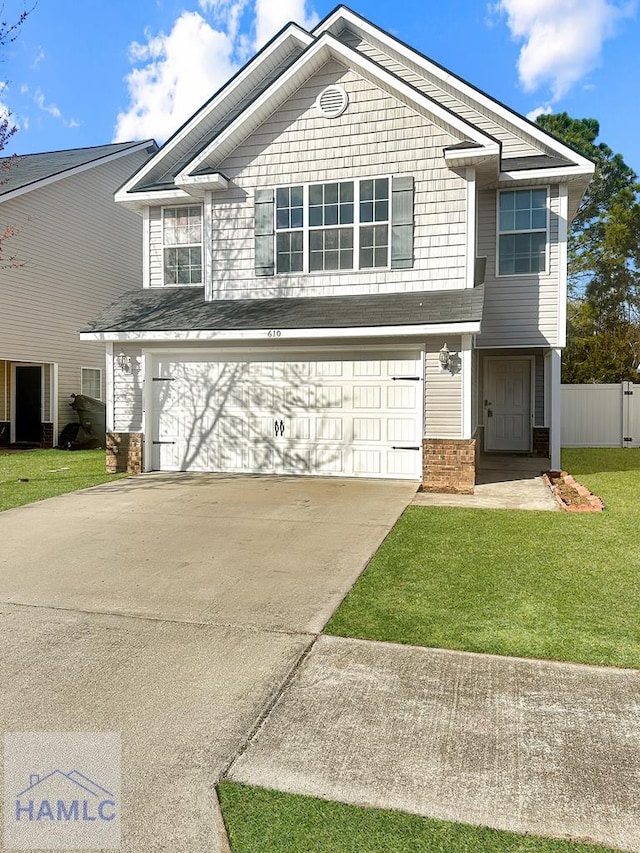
left=157, top=61, right=469, bottom=299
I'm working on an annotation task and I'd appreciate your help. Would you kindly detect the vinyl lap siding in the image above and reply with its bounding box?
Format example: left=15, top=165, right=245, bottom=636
left=148, top=207, right=163, bottom=287
left=204, top=61, right=467, bottom=298
left=425, top=337, right=463, bottom=438
left=112, top=345, right=144, bottom=432
left=476, top=185, right=561, bottom=347
left=0, top=149, right=149, bottom=434
left=337, top=28, right=546, bottom=159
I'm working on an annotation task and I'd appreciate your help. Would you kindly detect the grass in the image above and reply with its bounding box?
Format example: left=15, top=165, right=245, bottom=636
left=0, top=448, right=127, bottom=511
left=218, top=783, right=616, bottom=853
left=325, top=448, right=640, bottom=668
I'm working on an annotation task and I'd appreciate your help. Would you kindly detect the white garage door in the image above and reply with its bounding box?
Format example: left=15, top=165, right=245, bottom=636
left=150, top=350, right=423, bottom=479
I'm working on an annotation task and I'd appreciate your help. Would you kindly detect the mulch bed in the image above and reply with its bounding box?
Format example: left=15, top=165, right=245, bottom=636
left=543, top=471, right=605, bottom=512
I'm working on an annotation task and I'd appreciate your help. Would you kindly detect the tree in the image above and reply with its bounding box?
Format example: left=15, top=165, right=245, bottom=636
left=536, top=113, right=640, bottom=382
left=0, top=5, right=29, bottom=267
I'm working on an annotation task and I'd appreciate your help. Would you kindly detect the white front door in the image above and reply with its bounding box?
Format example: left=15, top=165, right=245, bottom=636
left=150, top=350, right=424, bottom=479
left=485, top=359, right=532, bottom=452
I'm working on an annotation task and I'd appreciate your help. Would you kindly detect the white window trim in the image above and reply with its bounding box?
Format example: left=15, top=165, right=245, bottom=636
left=161, top=204, right=204, bottom=287
left=274, top=175, right=392, bottom=275
left=496, top=186, right=550, bottom=278
left=81, top=366, right=103, bottom=400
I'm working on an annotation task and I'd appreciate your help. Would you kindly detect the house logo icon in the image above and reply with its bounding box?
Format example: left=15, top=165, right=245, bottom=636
left=14, top=770, right=117, bottom=823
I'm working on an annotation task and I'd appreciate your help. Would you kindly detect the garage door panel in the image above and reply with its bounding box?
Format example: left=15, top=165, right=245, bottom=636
left=152, top=351, right=423, bottom=479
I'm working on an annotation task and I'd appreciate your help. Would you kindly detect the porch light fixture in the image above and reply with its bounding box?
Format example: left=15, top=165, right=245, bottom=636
left=116, top=351, right=132, bottom=373
left=438, top=343, right=450, bottom=371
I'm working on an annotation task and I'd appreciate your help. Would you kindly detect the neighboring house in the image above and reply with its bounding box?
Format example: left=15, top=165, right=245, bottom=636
left=81, top=7, right=594, bottom=492
left=0, top=141, right=157, bottom=447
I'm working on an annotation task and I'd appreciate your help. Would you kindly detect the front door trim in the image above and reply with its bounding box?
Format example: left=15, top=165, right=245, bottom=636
left=483, top=356, right=535, bottom=453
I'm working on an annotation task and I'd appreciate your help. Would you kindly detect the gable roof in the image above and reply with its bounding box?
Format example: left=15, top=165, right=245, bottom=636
left=116, top=5, right=594, bottom=210
left=0, top=140, right=157, bottom=203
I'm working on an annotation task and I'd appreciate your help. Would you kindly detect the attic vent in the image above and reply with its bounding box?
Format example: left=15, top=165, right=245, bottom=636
left=316, top=85, right=349, bottom=118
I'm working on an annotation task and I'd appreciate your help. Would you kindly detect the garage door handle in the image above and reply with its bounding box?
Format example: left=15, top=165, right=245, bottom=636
left=392, top=376, right=421, bottom=381
left=153, top=441, right=176, bottom=445
left=274, top=419, right=285, bottom=437
left=391, top=446, right=421, bottom=451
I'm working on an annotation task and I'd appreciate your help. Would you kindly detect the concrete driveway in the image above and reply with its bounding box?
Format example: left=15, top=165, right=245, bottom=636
left=0, top=474, right=416, bottom=851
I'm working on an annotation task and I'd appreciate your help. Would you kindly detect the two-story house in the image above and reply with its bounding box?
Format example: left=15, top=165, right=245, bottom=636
left=0, top=141, right=157, bottom=447
left=81, top=6, right=593, bottom=492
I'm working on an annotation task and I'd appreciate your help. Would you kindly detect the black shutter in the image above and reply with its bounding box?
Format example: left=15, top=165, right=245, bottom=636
left=391, top=176, right=414, bottom=269
left=255, top=188, right=274, bottom=276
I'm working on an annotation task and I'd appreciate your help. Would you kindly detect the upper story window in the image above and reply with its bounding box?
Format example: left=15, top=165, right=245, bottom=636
left=498, top=189, right=547, bottom=276
left=163, top=205, right=202, bottom=285
left=274, top=178, right=390, bottom=274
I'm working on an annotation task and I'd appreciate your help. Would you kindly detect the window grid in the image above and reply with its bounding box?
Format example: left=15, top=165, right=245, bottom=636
left=274, top=178, right=391, bottom=274
left=498, top=189, right=548, bottom=276
left=163, top=205, right=203, bottom=285
left=81, top=367, right=102, bottom=400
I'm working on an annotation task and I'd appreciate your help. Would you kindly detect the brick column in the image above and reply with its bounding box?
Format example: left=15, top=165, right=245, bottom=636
left=41, top=422, right=54, bottom=448
left=532, top=427, right=550, bottom=458
left=422, top=437, right=476, bottom=494
left=106, top=432, right=143, bottom=474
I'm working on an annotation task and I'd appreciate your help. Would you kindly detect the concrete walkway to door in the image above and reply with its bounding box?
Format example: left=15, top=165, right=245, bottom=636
left=0, top=474, right=416, bottom=852
left=413, top=455, right=557, bottom=511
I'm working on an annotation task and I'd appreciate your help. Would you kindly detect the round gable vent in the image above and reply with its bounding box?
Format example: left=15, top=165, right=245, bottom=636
left=316, top=85, right=349, bottom=118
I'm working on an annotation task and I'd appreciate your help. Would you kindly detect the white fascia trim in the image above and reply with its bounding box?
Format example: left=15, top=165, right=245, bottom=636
left=0, top=141, right=155, bottom=205
left=115, top=188, right=193, bottom=207
left=316, top=9, right=594, bottom=171
left=557, top=184, right=569, bottom=348
left=444, top=148, right=499, bottom=166
left=174, top=173, right=229, bottom=191
left=81, top=321, right=482, bottom=343
left=183, top=35, right=496, bottom=175
left=499, top=165, right=594, bottom=183
left=116, top=26, right=314, bottom=199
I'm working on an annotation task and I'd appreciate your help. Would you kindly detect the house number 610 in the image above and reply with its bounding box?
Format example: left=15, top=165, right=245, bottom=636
left=267, top=329, right=282, bottom=337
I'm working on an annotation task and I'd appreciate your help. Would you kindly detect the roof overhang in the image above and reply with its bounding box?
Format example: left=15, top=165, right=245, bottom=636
left=176, top=32, right=499, bottom=178
left=316, top=7, right=595, bottom=172
left=81, top=320, right=481, bottom=344
left=115, top=23, right=313, bottom=206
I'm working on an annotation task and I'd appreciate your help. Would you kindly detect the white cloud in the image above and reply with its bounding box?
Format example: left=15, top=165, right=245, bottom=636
left=495, top=0, right=636, bottom=99
left=34, top=88, right=61, bottom=119
left=30, top=49, right=45, bottom=70
left=254, top=0, right=317, bottom=48
left=526, top=103, right=553, bottom=121
left=33, top=88, right=79, bottom=128
left=114, top=0, right=317, bottom=143
left=114, top=11, right=237, bottom=143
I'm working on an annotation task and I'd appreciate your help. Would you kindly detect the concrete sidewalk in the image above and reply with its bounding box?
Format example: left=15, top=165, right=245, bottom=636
left=228, top=635, right=640, bottom=851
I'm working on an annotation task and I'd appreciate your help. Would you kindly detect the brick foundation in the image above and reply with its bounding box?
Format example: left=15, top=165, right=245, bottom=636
left=0, top=422, right=9, bottom=446
left=532, top=427, right=550, bottom=458
left=422, top=437, right=476, bottom=494
left=41, top=422, right=54, bottom=448
left=106, top=432, right=143, bottom=474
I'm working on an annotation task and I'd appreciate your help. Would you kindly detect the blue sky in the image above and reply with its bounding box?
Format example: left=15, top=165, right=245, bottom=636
left=1, top=0, right=639, bottom=172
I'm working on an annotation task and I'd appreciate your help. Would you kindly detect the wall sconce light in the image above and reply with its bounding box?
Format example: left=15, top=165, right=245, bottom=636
left=439, top=343, right=462, bottom=375
left=438, top=343, right=451, bottom=371
left=116, top=351, right=132, bottom=373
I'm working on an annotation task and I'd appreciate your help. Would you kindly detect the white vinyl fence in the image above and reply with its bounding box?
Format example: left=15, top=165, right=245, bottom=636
left=561, top=382, right=640, bottom=447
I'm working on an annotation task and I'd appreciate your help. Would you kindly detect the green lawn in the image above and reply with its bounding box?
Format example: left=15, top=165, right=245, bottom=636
left=218, top=783, right=616, bottom=853
left=0, top=449, right=127, bottom=511
left=325, top=448, right=640, bottom=668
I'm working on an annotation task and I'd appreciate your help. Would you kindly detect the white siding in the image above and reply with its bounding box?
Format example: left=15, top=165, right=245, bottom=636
left=0, top=148, right=150, bottom=436
left=112, top=345, right=144, bottom=432
left=337, top=28, right=547, bottom=159
left=425, top=336, right=463, bottom=438
left=198, top=61, right=468, bottom=298
left=476, top=185, right=561, bottom=347
left=148, top=207, right=163, bottom=287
